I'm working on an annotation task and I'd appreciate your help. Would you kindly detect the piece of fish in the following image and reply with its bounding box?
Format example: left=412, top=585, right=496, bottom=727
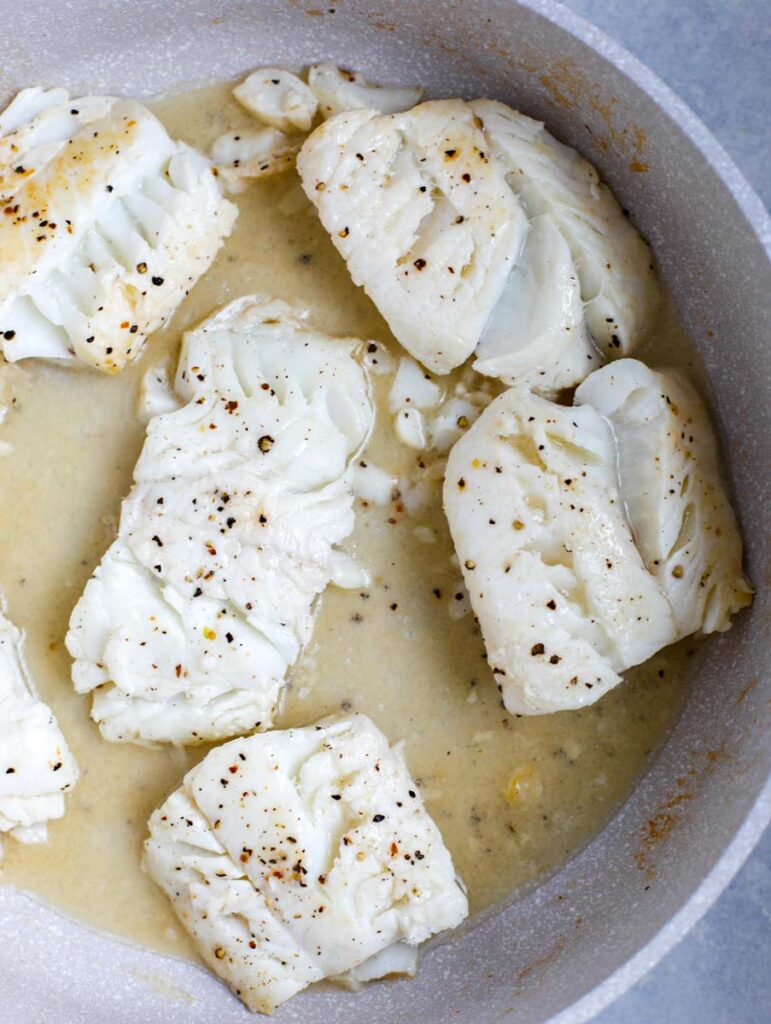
left=299, top=97, right=657, bottom=390
left=0, top=87, right=237, bottom=373
left=308, top=63, right=423, bottom=119
left=66, top=296, right=373, bottom=744
left=473, top=99, right=658, bottom=361
left=298, top=101, right=527, bottom=375
left=144, top=714, right=468, bottom=1013
left=210, top=128, right=301, bottom=194
left=575, top=359, right=752, bottom=635
left=233, top=68, right=318, bottom=133
left=473, top=214, right=600, bottom=397
left=0, top=601, right=77, bottom=854
left=443, top=386, right=677, bottom=714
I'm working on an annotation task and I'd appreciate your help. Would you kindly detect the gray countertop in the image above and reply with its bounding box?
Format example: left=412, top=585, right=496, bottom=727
left=559, top=3, right=771, bottom=1021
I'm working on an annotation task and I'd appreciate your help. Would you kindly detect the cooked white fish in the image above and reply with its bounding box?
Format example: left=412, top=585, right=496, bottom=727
left=299, top=97, right=656, bottom=388
left=443, top=387, right=676, bottom=714
left=0, top=362, right=24, bottom=457
left=388, top=356, right=442, bottom=412
left=389, top=356, right=441, bottom=449
left=308, top=63, right=423, bottom=119
left=473, top=215, right=600, bottom=396
left=66, top=296, right=373, bottom=744
left=352, top=460, right=397, bottom=506
left=0, top=87, right=113, bottom=201
left=0, top=87, right=236, bottom=373
left=144, top=714, right=468, bottom=1013
left=136, top=362, right=180, bottom=423
left=297, top=101, right=527, bottom=374
left=575, top=359, right=752, bottom=635
left=0, top=602, right=77, bottom=854
left=394, top=407, right=427, bottom=449
left=210, top=128, right=300, bottom=194
left=233, top=68, right=318, bottom=133
left=426, top=391, right=489, bottom=454
left=474, top=99, right=658, bottom=361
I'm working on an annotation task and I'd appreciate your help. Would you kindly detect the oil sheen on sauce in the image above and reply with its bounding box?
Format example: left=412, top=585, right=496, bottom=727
left=0, top=81, right=701, bottom=964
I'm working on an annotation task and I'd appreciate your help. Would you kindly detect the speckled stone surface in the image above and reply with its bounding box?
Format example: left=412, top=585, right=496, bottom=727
left=563, top=0, right=771, bottom=208
left=561, top=7, right=771, bottom=1023
left=593, top=833, right=771, bottom=1024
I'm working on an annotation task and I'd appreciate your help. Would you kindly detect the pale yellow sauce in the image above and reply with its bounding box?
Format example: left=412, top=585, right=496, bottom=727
left=0, top=81, right=702, bottom=964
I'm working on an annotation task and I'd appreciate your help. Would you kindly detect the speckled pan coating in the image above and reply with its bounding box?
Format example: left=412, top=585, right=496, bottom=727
left=0, top=2, right=768, bottom=1023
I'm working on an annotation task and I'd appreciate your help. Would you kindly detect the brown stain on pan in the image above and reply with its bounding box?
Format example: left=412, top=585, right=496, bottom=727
left=539, top=57, right=649, bottom=170
left=402, top=12, right=550, bottom=91
left=633, top=745, right=730, bottom=880
left=288, top=0, right=650, bottom=173
left=370, top=18, right=397, bottom=32
left=507, top=935, right=568, bottom=1004
left=735, top=676, right=758, bottom=706
left=517, top=935, right=566, bottom=981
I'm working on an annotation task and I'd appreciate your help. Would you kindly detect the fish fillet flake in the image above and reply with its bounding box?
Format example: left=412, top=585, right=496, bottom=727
left=145, top=714, right=467, bottom=1013
left=66, top=296, right=373, bottom=744
left=0, top=602, right=77, bottom=853
left=0, top=86, right=237, bottom=373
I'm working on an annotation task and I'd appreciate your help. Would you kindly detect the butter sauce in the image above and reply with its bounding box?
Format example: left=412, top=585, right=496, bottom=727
left=0, top=80, right=699, bottom=962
